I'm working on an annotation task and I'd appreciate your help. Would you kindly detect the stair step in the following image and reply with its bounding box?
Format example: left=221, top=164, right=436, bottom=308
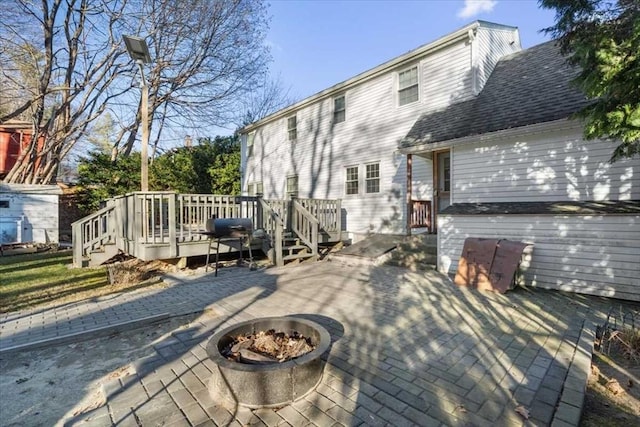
left=284, top=244, right=308, bottom=251
left=283, top=252, right=315, bottom=261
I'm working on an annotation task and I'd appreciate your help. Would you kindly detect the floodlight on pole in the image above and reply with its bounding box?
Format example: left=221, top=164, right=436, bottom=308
left=123, top=34, right=151, bottom=192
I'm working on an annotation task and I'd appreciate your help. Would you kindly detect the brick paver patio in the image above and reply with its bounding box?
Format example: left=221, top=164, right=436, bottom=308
left=0, top=260, right=629, bottom=426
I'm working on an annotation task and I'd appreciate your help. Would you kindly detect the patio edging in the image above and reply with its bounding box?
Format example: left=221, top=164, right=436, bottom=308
left=550, top=320, right=595, bottom=426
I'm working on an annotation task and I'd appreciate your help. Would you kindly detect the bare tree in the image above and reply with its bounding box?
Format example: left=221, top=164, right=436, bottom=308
left=1, top=0, right=130, bottom=184
left=238, top=74, right=297, bottom=127
left=1, top=0, right=272, bottom=184
left=115, top=0, right=271, bottom=157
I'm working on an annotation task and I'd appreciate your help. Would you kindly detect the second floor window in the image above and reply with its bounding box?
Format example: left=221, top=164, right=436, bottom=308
left=333, top=95, right=345, bottom=123
left=398, top=66, right=419, bottom=106
left=287, top=115, right=297, bottom=141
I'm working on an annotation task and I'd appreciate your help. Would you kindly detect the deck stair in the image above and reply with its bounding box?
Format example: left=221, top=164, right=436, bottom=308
left=282, top=234, right=315, bottom=263
left=72, top=192, right=341, bottom=268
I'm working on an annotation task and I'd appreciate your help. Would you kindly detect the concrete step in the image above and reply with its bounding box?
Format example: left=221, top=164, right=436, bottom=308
left=385, top=255, right=437, bottom=271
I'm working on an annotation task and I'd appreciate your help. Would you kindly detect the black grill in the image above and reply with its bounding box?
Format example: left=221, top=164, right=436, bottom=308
left=202, top=218, right=254, bottom=276
left=205, top=218, right=253, bottom=238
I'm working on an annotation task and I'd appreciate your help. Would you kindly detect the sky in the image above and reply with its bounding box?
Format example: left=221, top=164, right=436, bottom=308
left=265, top=0, right=557, bottom=102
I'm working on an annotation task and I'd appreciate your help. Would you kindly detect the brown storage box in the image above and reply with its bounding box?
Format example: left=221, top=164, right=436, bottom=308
left=454, top=238, right=531, bottom=293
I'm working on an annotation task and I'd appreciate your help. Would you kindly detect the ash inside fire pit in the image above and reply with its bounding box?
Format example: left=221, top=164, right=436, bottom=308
left=222, top=329, right=315, bottom=364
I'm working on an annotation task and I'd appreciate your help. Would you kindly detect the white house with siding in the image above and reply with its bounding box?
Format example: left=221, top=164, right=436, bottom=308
left=399, top=41, right=640, bottom=301
left=240, top=21, right=640, bottom=300
left=241, top=21, right=520, bottom=239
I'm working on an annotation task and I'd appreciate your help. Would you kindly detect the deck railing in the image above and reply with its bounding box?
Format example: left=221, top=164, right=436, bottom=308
left=259, top=198, right=284, bottom=266
left=410, top=199, right=432, bottom=231
left=298, top=198, right=341, bottom=238
left=291, top=200, right=318, bottom=260
left=73, top=192, right=341, bottom=267
left=71, top=204, right=116, bottom=267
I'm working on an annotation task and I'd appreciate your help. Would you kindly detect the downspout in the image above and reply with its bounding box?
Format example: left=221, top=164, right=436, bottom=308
left=406, top=154, right=412, bottom=236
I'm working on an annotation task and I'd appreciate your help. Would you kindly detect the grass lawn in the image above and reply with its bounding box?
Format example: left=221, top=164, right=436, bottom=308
left=0, top=250, right=164, bottom=313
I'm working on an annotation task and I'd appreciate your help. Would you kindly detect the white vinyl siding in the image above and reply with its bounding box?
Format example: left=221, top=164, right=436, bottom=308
left=473, top=26, right=521, bottom=94
left=0, top=191, right=59, bottom=244
left=421, top=40, right=474, bottom=108
left=241, top=26, right=516, bottom=237
left=438, top=214, right=640, bottom=301
left=452, top=129, right=640, bottom=203
left=243, top=39, right=475, bottom=235
left=398, top=66, right=418, bottom=106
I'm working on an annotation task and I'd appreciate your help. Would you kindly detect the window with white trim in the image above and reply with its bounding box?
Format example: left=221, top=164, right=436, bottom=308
left=333, top=95, right=345, bottom=123
left=398, top=66, right=419, bottom=106
left=365, top=163, right=380, bottom=193
left=256, top=182, right=263, bottom=195
left=247, top=181, right=263, bottom=196
left=287, top=115, right=297, bottom=141
left=246, top=131, right=255, bottom=156
left=286, top=175, right=298, bottom=197
left=345, top=166, right=359, bottom=195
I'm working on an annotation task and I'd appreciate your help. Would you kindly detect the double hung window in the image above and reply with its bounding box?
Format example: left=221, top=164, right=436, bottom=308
left=398, top=66, right=419, bottom=106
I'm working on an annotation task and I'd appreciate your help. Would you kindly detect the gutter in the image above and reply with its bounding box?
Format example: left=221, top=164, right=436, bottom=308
left=240, top=21, right=506, bottom=134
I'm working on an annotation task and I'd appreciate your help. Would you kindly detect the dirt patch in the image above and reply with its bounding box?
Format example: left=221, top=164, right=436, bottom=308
left=581, top=326, right=640, bottom=426
left=0, top=311, right=214, bottom=427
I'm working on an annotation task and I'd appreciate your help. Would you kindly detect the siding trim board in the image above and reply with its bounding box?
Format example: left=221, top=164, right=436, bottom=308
left=441, top=200, right=640, bottom=216
left=438, top=213, right=640, bottom=301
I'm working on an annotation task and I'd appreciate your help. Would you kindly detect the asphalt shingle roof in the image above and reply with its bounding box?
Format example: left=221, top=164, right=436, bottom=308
left=402, top=41, right=591, bottom=147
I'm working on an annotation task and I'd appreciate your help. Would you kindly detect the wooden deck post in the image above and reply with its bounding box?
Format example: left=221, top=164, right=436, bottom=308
left=168, top=194, right=177, bottom=257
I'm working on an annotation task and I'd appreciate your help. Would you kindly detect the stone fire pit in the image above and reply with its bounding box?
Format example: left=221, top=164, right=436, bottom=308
left=206, top=316, right=331, bottom=408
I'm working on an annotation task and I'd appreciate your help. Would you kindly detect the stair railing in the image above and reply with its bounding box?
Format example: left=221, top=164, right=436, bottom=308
left=291, top=200, right=319, bottom=260
left=297, top=198, right=342, bottom=241
left=71, top=204, right=116, bottom=267
left=258, top=198, right=284, bottom=266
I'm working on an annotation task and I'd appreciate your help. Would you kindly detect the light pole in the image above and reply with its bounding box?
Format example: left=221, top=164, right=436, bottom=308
left=123, top=35, right=152, bottom=192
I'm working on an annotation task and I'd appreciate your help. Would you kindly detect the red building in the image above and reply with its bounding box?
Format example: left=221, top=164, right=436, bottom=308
left=0, top=120, right=44, bottom=179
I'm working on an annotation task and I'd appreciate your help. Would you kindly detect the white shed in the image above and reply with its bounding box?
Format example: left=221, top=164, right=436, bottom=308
left=0, top=183, right=62, bottom=245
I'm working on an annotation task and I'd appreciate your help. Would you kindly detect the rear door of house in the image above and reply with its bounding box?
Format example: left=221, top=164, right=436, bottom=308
left=433, top=150, right=451, bottom=232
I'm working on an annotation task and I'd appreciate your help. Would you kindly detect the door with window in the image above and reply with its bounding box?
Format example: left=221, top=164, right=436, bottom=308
left=433, top=150, right=451, bottom=232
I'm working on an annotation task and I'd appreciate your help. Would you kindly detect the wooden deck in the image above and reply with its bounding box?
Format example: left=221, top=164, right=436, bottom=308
left=72, top=193, right=342, bottom=267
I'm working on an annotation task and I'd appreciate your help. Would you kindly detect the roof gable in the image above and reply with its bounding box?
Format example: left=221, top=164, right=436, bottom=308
left=402, top=41, right=591, bottom=148
left=241, top=21, right=518, bottom=134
